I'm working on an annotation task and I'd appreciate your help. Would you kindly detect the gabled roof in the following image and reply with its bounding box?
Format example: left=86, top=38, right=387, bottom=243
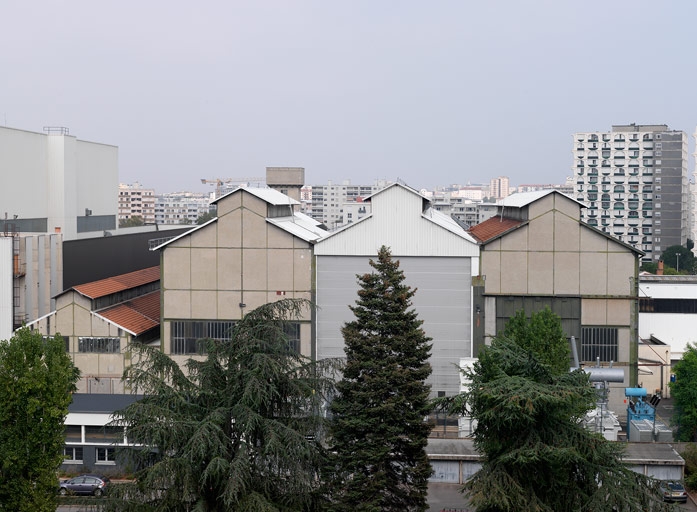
left=96, top=291, right=160, bottom=336
left=154, top=188, right=326, bottom=250
left=500, top=189, right=584, bottom=208
left=364, top=182, right=428, bottom=203
left=70, top=266, right=160, bottom=299
left=211, top=186, right=300, bottom=206
left=422, top=207, right=478, bottom=243
left=468, top=216, right=524, bottom=243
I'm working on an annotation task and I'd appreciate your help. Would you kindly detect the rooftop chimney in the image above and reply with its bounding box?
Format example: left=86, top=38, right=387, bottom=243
left=657, top=260, right=664, bottom=275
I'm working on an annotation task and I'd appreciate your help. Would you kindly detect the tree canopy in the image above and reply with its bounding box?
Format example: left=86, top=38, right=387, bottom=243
left=0, top=329, right=80, bottom=512
left=329, top=246, right=433, bottom=512
left=104, top=299, right=336, bottom=512
left=660, top=244, right=696, bottom=274
left=500, top=307, right=570, bottom=375
left=119, top=215, right=145, bottom=228
left=436, top=322, right=670, bottom=511
left=670, top=343, right=697, bottom=441
left=196, top=210, right=217, bottom=225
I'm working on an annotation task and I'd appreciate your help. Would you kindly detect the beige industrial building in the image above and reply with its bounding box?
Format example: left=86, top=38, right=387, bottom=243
left=155, top=187, right=327, bottom=365
left=25, top=266, right=160, bottom=394
left=469, top=190, right=643, bottom=416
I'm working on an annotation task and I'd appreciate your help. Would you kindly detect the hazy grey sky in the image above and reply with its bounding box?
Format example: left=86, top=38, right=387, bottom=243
left=1, top=1, right=695, bottom=193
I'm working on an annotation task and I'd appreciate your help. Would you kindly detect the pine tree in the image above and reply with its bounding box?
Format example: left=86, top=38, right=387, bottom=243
left=500, top=307, right=570, bottom=375
left=438, top=334, right=672, bottom=512
left=329, top=246, right=433, bottom=512
left=103, top=299, right=336, bottom=512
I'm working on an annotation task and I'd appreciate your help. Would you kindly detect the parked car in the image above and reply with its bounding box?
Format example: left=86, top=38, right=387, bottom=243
left=659, top=481, right=687, bottom=503
left=59, top=474, right=111, bottom=496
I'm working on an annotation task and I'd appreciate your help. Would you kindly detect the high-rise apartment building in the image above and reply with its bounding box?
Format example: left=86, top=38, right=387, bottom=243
left=118, top=182, right=156, bottom=224
left=308, top=180, right=390, bottom=229
left=573, top=124, right=688, bottom=263
left=489, top=176, right=510, bottom=200
left=155, top=192, right=212, bottom=225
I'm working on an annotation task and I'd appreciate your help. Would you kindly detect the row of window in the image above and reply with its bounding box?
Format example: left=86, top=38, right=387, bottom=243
left=78, top=337, right=121, bottom=353
left=640, top=298, right=697, bottom=314
left=170, top=320, right=301, bottom=355
left=63, top=446, right=115, bottom=464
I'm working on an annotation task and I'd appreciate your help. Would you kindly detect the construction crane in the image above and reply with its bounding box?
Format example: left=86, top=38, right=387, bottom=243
left=200, top=177, right=265, bottom=198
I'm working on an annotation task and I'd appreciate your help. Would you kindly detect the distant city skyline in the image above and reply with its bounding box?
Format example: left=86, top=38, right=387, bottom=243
left=2, top=1, right=696, bottom=194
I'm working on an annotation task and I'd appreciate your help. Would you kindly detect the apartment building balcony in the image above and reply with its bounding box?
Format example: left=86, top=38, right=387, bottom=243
left=588, top=159, right=598, bottom=167
left=628, top=159, right=639, bottom=167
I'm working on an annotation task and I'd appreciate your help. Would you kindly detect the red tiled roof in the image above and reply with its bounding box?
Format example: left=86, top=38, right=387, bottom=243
left=97, top=291, right=160, bottom=335
left=468, top=216, right=523, bottom=243
left=73, top=266, right=160, bottom=299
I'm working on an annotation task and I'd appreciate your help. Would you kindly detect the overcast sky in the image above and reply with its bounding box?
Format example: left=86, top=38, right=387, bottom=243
left=1, top=1, right=695, bottom=193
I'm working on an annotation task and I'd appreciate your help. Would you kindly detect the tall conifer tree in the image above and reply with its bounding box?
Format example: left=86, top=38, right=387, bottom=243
left=329, top=246, right=433, bottom=512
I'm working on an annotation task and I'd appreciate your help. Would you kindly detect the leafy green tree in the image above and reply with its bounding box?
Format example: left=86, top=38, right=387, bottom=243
left=680, top=443, right=697, bottom=490
left=0, top=328, right=80, bottom=512
left=500, top=307, right=570, bottom=375
left=119, top=215, right=145, bottom=228
left=436, top=336, right=671, bottom=511
left=661, top=244, right=696, bottom=274
left=640, top=262, right=658, bottom=274
left=329, top=246, right=433, bottom=512
left=104, top=299, right=336, bottom=511
left=670, top=344, right=697, bottom=441
left=196, top=210, right=216, bottom=225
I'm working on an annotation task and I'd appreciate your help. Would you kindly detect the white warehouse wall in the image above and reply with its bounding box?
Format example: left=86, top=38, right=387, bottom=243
left=0, top=126, right=118, bottom=240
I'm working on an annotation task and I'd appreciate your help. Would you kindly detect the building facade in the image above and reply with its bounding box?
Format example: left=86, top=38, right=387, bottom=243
left=469, top=190, right=643, bottom=417
left=155, top=192, right=212, bottom=225
left=313, top=183, right=480, bottom=398
left=309, top=180, right=390, bottom=229
left=573, top=124, right=689, bottom=263
left=489, top=176, right=510, bottom=200
left=0, top=125, right=118, bottom=240
left=26, top=266, right=161, bottom=394
left=118, top=182, right=156, bottom=225
left=157, top=187, right=327, bottom=366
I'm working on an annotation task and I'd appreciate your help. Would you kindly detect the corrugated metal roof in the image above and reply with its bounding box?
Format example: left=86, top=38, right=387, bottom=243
left=71, top=266, right=160, bottom=299
left=500, top=189, right=582, bottom=208
left=212, top=186, right=300, bottom=206
left=96, top=291, right=160, bottom=335
left=468, top=216, right=524, bottom=243
left=314, top=183, right=479, bottom=257
left=422, top=208, right=478, bottom=243
left=267, top=213, right=328, bottom=242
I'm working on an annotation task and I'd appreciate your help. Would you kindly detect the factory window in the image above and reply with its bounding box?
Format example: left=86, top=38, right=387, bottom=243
left=170, top=320, right=236, bottom=355
left=284, top=322, right=301, bottom=354
left=640, top=298, right=697, bottom=314
left=78, top=337, right=120, bottom=353
left=581, top=327, right=617, bottom=362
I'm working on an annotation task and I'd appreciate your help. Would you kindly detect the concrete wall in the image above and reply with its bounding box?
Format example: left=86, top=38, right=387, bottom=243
left=161, top=190, right=315, bottom=361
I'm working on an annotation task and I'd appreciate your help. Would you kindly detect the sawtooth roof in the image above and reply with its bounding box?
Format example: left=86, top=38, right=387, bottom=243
left=71, top=266, right=160, bottom=299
